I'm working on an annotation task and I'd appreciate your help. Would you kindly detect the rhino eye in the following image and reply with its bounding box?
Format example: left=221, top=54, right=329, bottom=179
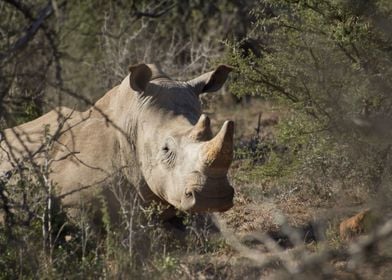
left=162, top=145, right=170, bottom=153
left=161, top=139, right=176, bottom=167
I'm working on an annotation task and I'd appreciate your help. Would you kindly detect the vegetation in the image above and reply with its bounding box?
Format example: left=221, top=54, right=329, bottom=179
left=1, top=0, right=392, bottom=279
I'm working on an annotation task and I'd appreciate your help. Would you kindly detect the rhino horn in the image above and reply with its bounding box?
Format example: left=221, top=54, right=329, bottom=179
left=200, top=120, right=234, bottom=176
left=190, top=114, right=213, bottom=141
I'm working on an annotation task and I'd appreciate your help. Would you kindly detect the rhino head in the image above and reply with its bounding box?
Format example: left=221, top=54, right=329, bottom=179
left=124, top=63, right=235, bottom=213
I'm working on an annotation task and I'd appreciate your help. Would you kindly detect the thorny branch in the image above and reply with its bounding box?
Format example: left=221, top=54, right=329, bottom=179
left=1, top=1, right=65, bottom=61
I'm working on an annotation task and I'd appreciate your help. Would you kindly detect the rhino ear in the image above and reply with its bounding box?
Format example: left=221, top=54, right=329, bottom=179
left=188, top=65, right=233, bottom=94
left=128, top=63, right=152, bottom=92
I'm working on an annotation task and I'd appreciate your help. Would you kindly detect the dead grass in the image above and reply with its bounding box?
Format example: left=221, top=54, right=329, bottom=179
left=1, top=97, right=391, bottom=279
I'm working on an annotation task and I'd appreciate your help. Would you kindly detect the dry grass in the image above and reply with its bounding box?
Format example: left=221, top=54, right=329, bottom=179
left=1, top=97, right=392, bottom=279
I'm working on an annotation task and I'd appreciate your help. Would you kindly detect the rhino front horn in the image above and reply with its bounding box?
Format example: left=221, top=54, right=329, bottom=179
left=200, top=120, right=234, bottom=175
left=190, top=114, right=212, bottom=141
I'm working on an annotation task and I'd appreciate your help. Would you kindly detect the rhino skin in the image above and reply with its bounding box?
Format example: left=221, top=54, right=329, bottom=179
left=0, top=64, right=235, bottom=220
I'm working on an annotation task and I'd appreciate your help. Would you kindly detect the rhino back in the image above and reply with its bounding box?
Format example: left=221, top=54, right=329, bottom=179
left=0, top=107, right=78, bottom=171
left=0, top=105, right=120, bottom=202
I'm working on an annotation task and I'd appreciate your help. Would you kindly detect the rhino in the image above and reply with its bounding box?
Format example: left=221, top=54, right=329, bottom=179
left=0, top=63, right=235, bottom=221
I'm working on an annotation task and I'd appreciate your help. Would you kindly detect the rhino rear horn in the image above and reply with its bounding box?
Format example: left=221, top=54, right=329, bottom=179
left=200, top=120, right=234, bottom=176
left=190, top=114, right=213, bottom=141
left=128, top=63, right=152, bottom=92
left=188, top=65, right=233, bottom=94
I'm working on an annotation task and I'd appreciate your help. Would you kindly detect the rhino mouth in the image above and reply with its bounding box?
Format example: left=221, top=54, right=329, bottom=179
left=196, top=191, right=234, bottom=200
left=180, top=185, right=234, bottom=212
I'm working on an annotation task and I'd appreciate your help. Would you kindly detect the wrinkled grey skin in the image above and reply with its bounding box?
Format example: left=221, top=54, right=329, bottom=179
left=0, top=64, right=235, bottom=220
